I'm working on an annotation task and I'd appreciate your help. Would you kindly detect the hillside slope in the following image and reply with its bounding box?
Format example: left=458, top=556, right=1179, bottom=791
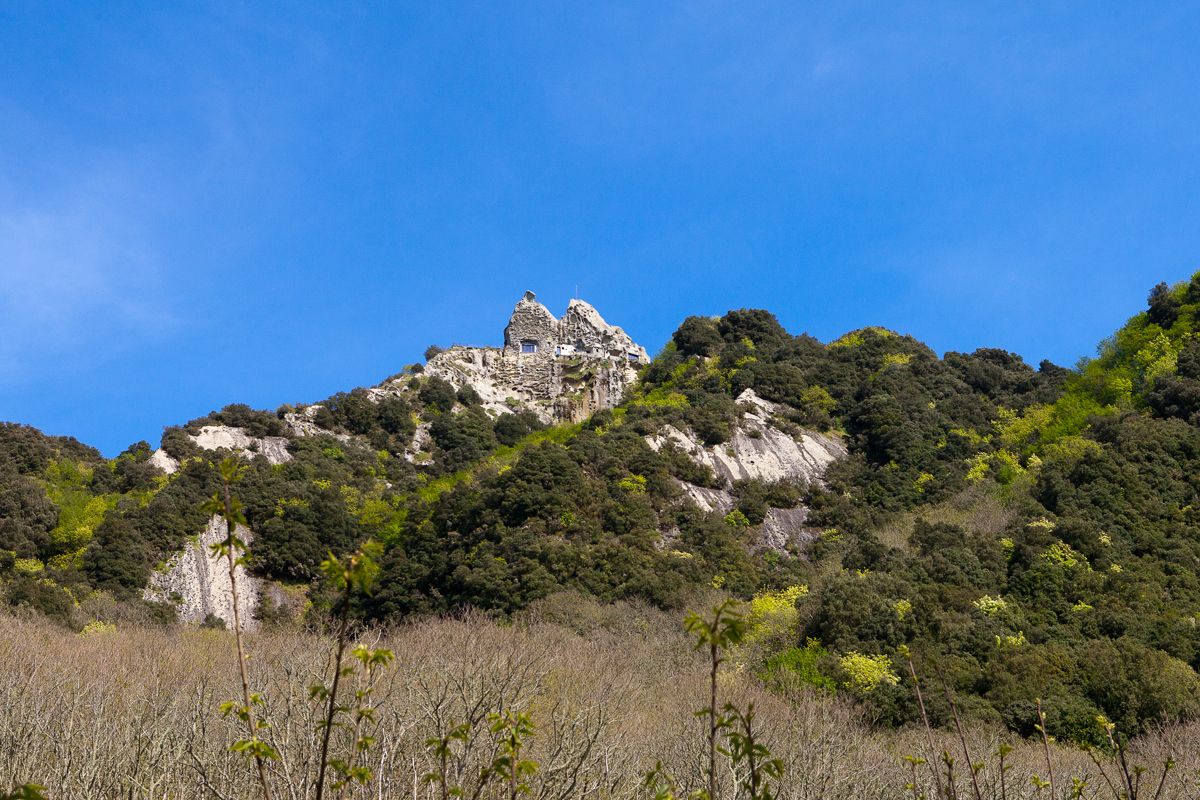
left=6, top=274, right=1200, bottom=745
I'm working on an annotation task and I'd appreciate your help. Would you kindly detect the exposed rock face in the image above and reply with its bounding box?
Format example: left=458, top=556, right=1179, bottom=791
left=148, top=448, right=180, bottom=475
left=191, top=425, right=292, bottom=464
left=758, top=506, right=815, bottom=552
left=425, top=291, right=650, bottom=424
left=143, top=432, right=289, bottom=628
left=676, top=481, right=734, bottom=514
left=283, top=405, right=353, bottom=440
left=649, top=390, right=845, bottom=486
left=649, top=389, right=847, bottom=553
left=148, top=425, right=294, bottom=476
left=144, top=516, right=260, bottom=631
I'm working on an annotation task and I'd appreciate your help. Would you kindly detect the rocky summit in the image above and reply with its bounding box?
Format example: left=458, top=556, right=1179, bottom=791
left=135, top=293, right=849, bottom=628
left=13, top=274, right=1200, bottom=756
left=425, top=291, right=650, bottom=424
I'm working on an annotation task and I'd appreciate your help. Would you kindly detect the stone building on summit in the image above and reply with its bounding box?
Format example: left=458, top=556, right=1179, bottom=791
left=504, top=291, right=649, bottom=362
left=424, top=291, right=650, bottom=423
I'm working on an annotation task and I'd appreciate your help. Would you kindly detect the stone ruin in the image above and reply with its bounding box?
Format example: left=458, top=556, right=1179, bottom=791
left=424, top=291, right=650, bottom=423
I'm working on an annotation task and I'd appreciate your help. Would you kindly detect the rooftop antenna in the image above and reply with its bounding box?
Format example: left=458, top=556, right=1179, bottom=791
left=575, top=283, right=579, bottom=299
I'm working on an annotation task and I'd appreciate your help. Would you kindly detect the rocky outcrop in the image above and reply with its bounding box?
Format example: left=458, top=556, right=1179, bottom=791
left=148, top=448, right=180, bottom=475
left=675, top=481, right=734, bottom=514
left=649, top=390, right=845, bottom=486
left=191, top=425, right=292, bottom=464
left=144, top=515, right=260, bottom=630
left=283, top=406, right=353, bottom=441
left=758, top=506, right=816, bottom=552
left=650, top=389, right=847, bottom=553
left=148, top=425, right=294, bottom=476
left=424, top=292, right=649, bottom=424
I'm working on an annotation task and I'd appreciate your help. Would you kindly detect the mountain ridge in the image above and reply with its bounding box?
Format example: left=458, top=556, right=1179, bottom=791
left=6, top=274, right=1200, bottom=744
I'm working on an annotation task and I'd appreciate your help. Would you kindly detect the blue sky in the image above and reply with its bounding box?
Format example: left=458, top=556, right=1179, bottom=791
left=2, top=3, right=1199, bottom=455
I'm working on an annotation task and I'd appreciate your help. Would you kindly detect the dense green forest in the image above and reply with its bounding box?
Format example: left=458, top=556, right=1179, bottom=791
left=5, top=273, right=1200, bottom=746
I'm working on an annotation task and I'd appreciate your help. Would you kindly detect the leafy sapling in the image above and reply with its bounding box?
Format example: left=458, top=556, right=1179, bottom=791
left=204, top=457, right=277, bottom=800
left=484, top=710, right=538, bottom=800
left=310, top=540, right=393, bottom=800
left=647, top=600, right=785, bottom=800
left=720, top=703, right=784, bottom=800
left=424, top=723, right=472, bottom=800
left=685, top=598, right=747, bottom=800
left=423, top=710, right=539, bottom=800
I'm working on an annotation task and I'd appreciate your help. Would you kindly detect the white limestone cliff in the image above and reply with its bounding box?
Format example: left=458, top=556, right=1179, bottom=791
left=144, top=515, right=260, bottom=631
left=649, top=390, right=845, bottom=486
left=649, top=389, right=847, bottom=553
left=148, top=425, right=294, bottom=477
left=191, top=425, right=292, bottom=464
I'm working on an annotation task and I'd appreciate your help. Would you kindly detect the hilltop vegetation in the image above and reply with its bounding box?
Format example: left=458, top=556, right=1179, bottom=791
left=5, top=273, right=1200, bottom=749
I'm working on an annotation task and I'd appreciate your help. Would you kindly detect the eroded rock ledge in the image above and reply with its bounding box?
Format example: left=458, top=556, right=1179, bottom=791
left=649, top=389, right=847, bottom=552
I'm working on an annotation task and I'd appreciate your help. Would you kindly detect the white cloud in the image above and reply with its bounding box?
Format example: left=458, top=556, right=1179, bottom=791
left=0, top=167, right=175, bottom=382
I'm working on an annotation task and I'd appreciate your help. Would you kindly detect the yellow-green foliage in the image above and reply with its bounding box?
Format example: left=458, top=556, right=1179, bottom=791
left=745, top=585, right=808, bottom=643
left=43, top=460, right=117, bottom=554
left=964, top=453, right=991, bottom=484
left=724, top=509, right=751, bottom=528
left=881, top=352, right=912, bottom=369
left=630, top=387, right=690, bottom=409
left=617, top=474, right=647, bottom=494
left=48, top=549, right=85, bottom=571
left=989, top=388, right=1114, bottom=457
left=995, top=405, right=1053, bottom=453
left=274, top=497, right=310, bottom=516
left=893, top=598, right=912, bottom=621
left=1032, top=275, right=1200, bottom=444
left=1043, top=541, right=1084, bottom=568
left=417, top=470, right=470, bottom=504
left=417, top=423, right=583, bottom=504
left=341, top=484, right=408, bottom=544
left=799, top=385, right=836, bottom=413
left=13, top=558, right=44, bottom=575
left=1133, top=331, right=1180, bottom=386
left=964, top=449, right=1028, bottom=486
left=828, top=327, right=896, bottom=349
left=1040, top=435, right=1102, bottom=466
left=995, top=631, right=1027, bottom=649
left=79, top=620, right=116, bottom=636
left=913, top=472, right=934, bottom=494
left=1000, top=537, right=1015, bottom=559
left=838, top=652, right=899, bottom=694
left=949, top=427, right=988, bottom=446
left=973, top=594, right=1007, bottom=616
